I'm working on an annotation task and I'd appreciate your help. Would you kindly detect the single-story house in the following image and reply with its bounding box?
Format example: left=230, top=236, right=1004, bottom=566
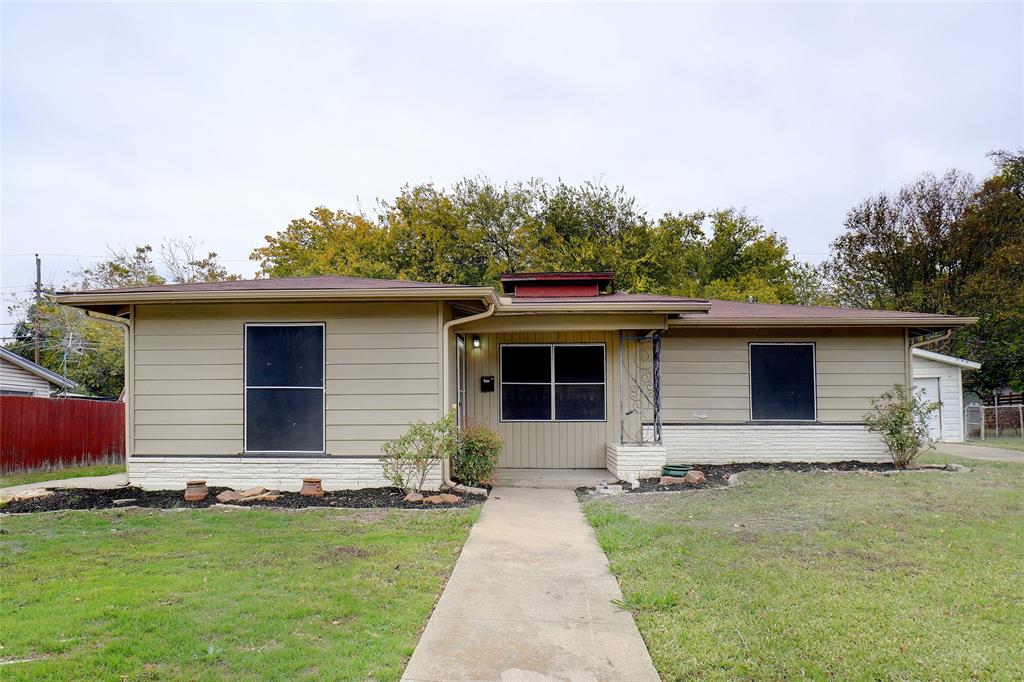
left=54, top=272, right=976, bottom=490
left=912, top=348, right=981, bottom=443
left=0, top=347, right=78, bottom=397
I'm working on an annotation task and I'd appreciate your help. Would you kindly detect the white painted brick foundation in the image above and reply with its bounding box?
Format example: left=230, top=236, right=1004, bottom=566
left=128, top=456, right=442, bottom=491
left=605, top=443, right=667, bottom=480
left=658, top=424, right=889, bottom=464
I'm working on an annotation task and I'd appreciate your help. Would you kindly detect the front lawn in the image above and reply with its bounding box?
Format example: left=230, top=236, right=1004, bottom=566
left=585, top=457, right=1024, bottom=680
left=0, top=506, right=477, bottom=680
left=961, top=437, right=1024, bottom=453
left=0, top=464, right=125, bottom=489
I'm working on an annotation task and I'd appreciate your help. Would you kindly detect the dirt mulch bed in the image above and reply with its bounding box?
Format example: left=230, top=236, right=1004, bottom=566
left=577, top=461, right=900, bottom=499
left=1, top=486, right=486, bottom=514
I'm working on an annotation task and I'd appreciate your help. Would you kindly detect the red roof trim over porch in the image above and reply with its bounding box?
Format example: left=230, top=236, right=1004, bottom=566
left=499, top=271, right=614, bottom=297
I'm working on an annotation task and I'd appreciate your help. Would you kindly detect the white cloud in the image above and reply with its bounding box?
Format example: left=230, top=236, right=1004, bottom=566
left=1, top=1, right=1020, bottom=329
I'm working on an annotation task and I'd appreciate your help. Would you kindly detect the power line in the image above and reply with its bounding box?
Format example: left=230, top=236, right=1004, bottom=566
left=1, top=252, right=254, bottom=262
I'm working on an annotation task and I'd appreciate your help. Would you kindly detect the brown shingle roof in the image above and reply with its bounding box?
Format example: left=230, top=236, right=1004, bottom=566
left=57, top=275, right=475, bottom=296
left=700, top=299, right=958, bottom=320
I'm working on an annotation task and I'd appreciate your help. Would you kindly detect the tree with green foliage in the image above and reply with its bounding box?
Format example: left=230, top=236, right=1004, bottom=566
left=4, top=238, right=240, bottom=397
left=5, top=302, right=124, bottom=397
left=825, top=151, right=1024, bottom=393
left=252, top=177, right=811, bottom=304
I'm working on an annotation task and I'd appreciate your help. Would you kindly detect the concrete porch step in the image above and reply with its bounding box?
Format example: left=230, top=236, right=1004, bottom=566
left=492, top=468, right=613, bottom=489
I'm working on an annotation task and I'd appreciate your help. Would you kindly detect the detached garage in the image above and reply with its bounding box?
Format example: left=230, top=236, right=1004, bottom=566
left=912, top=348, right=981, bottom=443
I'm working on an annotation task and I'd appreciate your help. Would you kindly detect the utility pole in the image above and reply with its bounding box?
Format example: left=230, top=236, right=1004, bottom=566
left=34, top=253, right=42, bottom=364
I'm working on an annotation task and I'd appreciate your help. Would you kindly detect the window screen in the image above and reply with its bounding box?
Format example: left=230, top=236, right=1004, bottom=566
left=500, top=344, right=605, bottom=421
left=245, top=324, right=324, bottom=452
left=749, top=343, right=816, bottom=421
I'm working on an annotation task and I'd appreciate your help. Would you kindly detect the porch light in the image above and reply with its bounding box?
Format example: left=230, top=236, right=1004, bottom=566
left=472, top=335, right=481, bottom=349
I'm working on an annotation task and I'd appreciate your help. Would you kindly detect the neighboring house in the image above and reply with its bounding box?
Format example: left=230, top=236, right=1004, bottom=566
left=54, top=272, right=976, bottom=490
left=0, top=347, right=78, bottom=397
left=912, top=348, right=981, bottom=442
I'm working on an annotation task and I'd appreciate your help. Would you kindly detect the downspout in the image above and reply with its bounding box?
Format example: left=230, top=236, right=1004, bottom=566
left=907, top=328, right=953, bottom=388
left=440, top=303, right=496, bottom=488
left=82, top=309, right=133, bottom=482
left=910, top=329, right=952, bottom=350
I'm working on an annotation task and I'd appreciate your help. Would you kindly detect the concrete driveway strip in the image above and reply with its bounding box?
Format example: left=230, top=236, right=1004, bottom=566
left=0, top=473, right=129, bottom=496
left=402, top=487, right=660, bottom=682
left=935, top=442, right=1024, bottom=463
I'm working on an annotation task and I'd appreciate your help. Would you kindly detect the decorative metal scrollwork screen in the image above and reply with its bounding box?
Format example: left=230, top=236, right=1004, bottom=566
left=619, top=331, right=662, bottom=445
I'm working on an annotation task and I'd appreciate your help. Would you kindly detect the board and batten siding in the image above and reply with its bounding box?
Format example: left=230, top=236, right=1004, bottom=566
left=912, top=355, right=965, bottom=442
left=463, top=331, right=620, bottom=468
left=0, top=357, right=53, bottom=397
left=660, top=328, right=908, bottom=423
left=131, top=302, right=442, bottom=458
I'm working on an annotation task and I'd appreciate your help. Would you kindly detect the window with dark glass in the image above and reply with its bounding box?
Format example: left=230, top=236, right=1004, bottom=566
left=245, top=324, right=325, bottom=452
left=500, top=344, right=605, bottom=421
left=749, top=343, right=816, bottom=421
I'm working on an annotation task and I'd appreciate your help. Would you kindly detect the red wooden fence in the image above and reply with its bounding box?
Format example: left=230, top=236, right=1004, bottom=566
left=0, top=396, right=125, bottom=474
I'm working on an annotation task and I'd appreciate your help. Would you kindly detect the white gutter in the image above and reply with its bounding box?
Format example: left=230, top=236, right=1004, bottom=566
left=440, top=304, right=496, bottom=488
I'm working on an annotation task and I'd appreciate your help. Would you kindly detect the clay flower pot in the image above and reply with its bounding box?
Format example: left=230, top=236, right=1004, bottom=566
left=300, top=477, right=324, bottom=497
left=184, top=480, right=208, bottom=502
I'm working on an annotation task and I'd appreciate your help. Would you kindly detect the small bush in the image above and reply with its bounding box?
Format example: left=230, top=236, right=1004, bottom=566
left=381, top=408, right=458, bottom=493
left=864, top=383, right=939, bottom=469
left=452, top=424, right=503, bottom=486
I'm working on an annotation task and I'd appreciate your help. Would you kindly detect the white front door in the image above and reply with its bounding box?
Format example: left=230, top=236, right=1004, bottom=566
left=914, top=377, right=942, bottom=441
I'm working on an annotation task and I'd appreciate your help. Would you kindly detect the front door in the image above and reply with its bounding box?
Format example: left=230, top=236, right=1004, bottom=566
left=914, top=377, right=942, bottom=441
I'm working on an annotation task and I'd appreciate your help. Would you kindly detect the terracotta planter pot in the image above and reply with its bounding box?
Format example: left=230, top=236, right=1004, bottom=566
left=300, top=477, right=324, bottom=497
left=184, top=480, right=208, bottom=502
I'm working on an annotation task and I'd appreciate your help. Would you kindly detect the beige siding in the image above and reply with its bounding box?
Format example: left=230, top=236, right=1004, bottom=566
left=131, top=302, right=441, bottom=457
left=0, top=358, right=53, bottom=397
left=661, top=328, right=907, bottom=423
left=463, top=331, right=620, bottom=468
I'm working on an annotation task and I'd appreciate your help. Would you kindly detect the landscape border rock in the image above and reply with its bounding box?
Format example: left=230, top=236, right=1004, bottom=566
left=0, top=485, right=486, bottom=514
left=575, top=461, right=931, bottom=500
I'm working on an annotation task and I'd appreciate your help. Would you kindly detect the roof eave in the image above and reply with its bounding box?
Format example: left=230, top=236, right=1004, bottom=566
left=912, top=347, right=983, bottom=369
left=668, top=316, right=979, bottom=328
left=52, top=287, right=500, bottom=309
left=497, top=302, right=709, bottom=314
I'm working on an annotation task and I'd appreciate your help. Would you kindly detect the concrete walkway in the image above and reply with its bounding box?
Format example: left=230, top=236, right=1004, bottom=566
left=935, top=442, right=1024, bottom=463
left=0, top=473, right=128, bottom=496
left=402, top=487, right=659, bottom=682
left=493, top=468, right=613, bottom=490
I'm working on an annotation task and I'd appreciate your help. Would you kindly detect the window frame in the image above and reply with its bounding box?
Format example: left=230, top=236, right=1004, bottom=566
left=499, top=343, right=607, bottom=423
left=243, top=322, right=327, bottom=454
left=747, top=341, right=817, bottom=422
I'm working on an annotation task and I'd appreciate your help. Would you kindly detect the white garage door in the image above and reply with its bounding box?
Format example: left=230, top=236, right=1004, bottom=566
left=913, top=377, right=942, bottom=440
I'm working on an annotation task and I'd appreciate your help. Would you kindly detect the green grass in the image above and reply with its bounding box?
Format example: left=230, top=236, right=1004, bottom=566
left=961, top=437, right=1024, bottom=453
left=585, top=457, right=1024, bottom=680
left=0, top=464, right=126, bottom=489
left=0, top=506, right=478, bottom=680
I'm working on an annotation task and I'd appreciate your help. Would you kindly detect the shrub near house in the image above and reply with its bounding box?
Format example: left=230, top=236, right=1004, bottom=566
left=864, top=384, right=939, bottom=468
left=452, top=424, right=503, bottom=487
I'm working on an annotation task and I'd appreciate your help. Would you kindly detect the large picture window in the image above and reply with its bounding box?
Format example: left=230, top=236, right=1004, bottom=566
left=500, top=344, right=605, bottom=421
left=245, top=323, right=325, bottom=452
left=749, top=343, right=816, bottom=421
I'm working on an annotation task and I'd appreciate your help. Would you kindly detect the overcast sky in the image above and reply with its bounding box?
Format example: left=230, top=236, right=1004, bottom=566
left=2, top=1, right=1021, bottom=331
